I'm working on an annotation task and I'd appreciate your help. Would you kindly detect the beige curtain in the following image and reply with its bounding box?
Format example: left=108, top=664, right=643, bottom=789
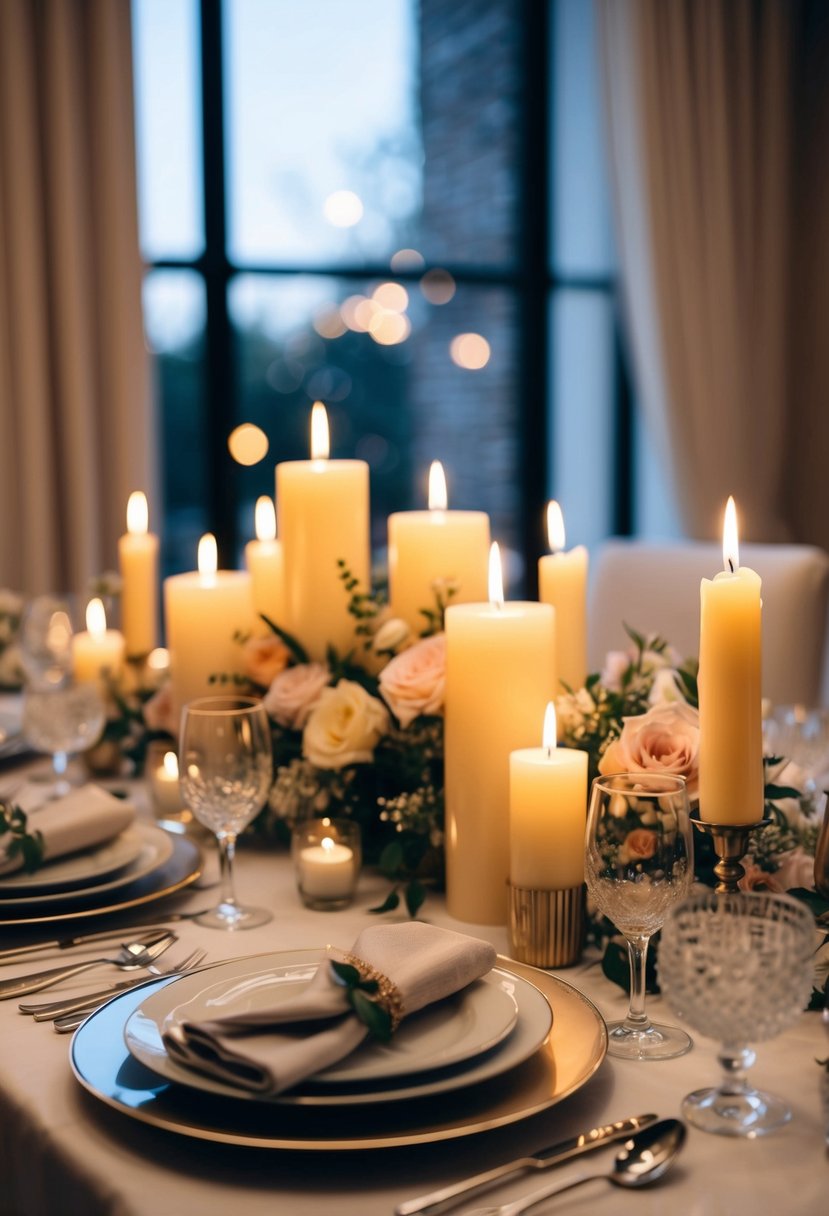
left=597, top=0, right=796, bottom=541
left=0, top=0, right=152, bottom=595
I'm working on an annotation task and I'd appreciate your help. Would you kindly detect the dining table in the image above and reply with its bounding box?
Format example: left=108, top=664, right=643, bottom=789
left=0, top=767, right=826, bottom=1216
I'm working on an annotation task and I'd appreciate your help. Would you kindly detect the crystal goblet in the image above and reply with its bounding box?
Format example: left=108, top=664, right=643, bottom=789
left=179, top=695, right=273, bottom=930
left=658, top=889, right=815, bottom=1136
left=586, top=772, right=694, bottom=1060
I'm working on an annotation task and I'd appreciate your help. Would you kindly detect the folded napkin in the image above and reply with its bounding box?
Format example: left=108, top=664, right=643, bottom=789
left=0, top=783, right=135, bottom=875
left=163, top=922, right=497, bottom=1096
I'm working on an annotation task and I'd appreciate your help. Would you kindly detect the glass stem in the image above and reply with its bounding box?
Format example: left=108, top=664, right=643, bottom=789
left=216, top=832, right=238, bottom=910
left=623, top=934, right=652, bottom=1031
left=718, top=1044, right=755, bottom=1095
left=52, top=751, right=70, bottom=797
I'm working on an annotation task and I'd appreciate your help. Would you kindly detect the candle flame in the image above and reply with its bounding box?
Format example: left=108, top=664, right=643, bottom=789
left=428, top=461, right=448, bottom=511
left=86, top=597, right=106, bottom=638
left=543, top=702, right=558, bottom=752
left=254, top=496, right=276, bottom=542
left=163, top=750, right=179, bottom=779
left=723, top=496, right=739, bottom=573
left=126, top=491, right=148, bottom=535
left=321, top=836, right=335, bottom=854
left=198, top=533, right=218, bottom=581
left=146, top=647, right=169, bottom=672
left=310, top=401, right=330, bottom=460
left=546, top=500, right=565, bottom=552
left=488, top=542, right=505, bottom=606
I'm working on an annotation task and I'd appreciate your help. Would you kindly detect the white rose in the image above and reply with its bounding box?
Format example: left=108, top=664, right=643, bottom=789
left=599, top=701, right=700, bottom=800
left=772, top=846, right=816, bottom=893
left=379, top=634, right=446, bottom=727
left=264, top=662, right=330, bottom=730
left=600, top=650, right=629, bottom=691
left=372, top=617, right=412, bottom=655
left=303, top=679, right=389, bottom=769
left=648, top=667, right=685, bottom=707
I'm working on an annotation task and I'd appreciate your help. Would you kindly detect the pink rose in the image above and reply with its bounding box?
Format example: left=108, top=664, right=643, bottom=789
left=619, top=828, right=658, bottom=864
left=599, top=702, right=700, bottom=799
left=378, top=633, right=446, bottom=728
left=738, top=862, right=784, bottom=893
left=264, top=662, right=330, bottom=730
left=143, top=683, right=177, bottom=737
left=243, top=635, right=291, bottom=688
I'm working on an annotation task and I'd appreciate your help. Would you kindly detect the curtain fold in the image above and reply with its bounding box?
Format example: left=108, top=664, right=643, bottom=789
left=0, top=0, right=151, bottom=595
left=597, top=0, right=795, bottom=541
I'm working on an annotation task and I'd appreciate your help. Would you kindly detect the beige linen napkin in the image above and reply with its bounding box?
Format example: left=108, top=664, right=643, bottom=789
left=163, top=922, right=497, bottom=1096
left=0, top=784, right=136, bottom=875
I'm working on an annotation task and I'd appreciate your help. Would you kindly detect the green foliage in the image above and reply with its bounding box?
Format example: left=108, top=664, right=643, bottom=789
left=330, top=959, right=393, bottom=1041
left=0, top=802, right=44, bottom=873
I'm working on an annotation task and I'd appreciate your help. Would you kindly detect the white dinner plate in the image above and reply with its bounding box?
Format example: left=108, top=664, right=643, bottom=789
left=123, top=950, right=553, bottom=1106
left=0, top=821, right=174, bottom=909
left=0, top=824, right=146, bottom=895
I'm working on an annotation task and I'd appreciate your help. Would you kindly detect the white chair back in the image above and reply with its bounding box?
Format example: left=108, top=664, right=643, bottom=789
left=588, top=540, right=829, bottom=707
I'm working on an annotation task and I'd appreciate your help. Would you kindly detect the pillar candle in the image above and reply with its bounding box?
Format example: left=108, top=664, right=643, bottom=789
left=245, top=496, right=286, bottom=634
left=163, top=534, right=254, bottom=715
left=388, top=461, right=490, bottom=635
left=276, top=402, right=370, bottom=660
left=538, top=501, right=587, bottom=692
left=698, top=497, right=764, bottom=824
left=72, top=598, right=126, bottom=688
left=445, top=543, right=557, bottom=924
left=117, top=491, right=159, bottom=657
left=510, top=703, right=588, bottom=889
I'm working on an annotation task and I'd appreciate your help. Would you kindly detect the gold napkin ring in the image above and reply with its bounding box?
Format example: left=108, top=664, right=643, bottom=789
left=343, top=953, right=405, bottom=1032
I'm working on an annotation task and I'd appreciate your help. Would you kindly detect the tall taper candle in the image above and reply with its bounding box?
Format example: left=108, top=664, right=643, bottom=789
left=698, top=497, right=764, bottom=824
left=245, top=496, right=286, bottom=633
left=538, top=501, right=587, bottom=693
left=445, top=543, right=557, bottom=924
left=118, top=491, right=159, bottom=657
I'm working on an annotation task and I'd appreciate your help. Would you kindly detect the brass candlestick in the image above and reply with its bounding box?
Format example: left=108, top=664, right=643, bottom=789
left=690, top=814, right=771, bottom=893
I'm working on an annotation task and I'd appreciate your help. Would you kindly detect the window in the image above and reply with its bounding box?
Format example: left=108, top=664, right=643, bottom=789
left=132, top=0, right=651, bottom=591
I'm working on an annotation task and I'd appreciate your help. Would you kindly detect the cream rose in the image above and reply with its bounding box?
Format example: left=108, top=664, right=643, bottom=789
left=378, top=633, right=446, bottom=727
left=599, top=702, right=700, bottom=800
left=264, top=662, right=330, bottom=730
left=303, top=679, right=389, bottom=769
left=242, top=635, right=291, bottom=688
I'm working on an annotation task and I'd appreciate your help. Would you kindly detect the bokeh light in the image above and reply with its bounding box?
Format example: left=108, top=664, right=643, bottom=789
left=420, top=268, right=456, bottom=305
left=449, top=333, right=491, bottom=370
left=228, top=423, right=269, bottom=465
left=323, top=190, right=364, bottom=227
left=390, top=248, right=425, bottom=272
left=372, top=282, right=409, bottom=312
left=369, top=310, right=411, bottom=345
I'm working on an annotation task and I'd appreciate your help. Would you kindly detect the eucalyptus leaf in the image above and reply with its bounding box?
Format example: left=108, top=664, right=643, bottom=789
left=259, top=614, right=309, bottom=665
left=379, top=841, right=405, bottom=877
left=350, top=988, right=393, bottom=1042
left=330, top=960, right=361, bottom=987
left=404, top=878, right=426, bottom=918
left=368, top=889, right=401, bottom=914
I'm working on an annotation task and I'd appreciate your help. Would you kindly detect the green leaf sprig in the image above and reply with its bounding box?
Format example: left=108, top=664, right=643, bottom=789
left=0, top=801, right=44, bottom=873
left=330, top=960, right=393, bottom=1042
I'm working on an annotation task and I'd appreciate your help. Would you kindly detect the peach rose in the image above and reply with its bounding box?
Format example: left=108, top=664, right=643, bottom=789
left=378, top=633, right=446, bottom=727
left=264, top=662, right=330, bottom=730
left=738, top=862, right=784, bottom=893
left=143, top=683, right=177, bottom=737
left=303, top=679, right=389, bottom=769
left=619, top=828, right=658, bottom=865
left=242, top=635, right=291, bottom=688
left=599, top=702, right=700, bottom=799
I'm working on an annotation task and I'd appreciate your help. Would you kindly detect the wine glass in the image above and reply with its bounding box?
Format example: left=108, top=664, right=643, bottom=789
left=19, top=596, right=106, bottom=797
left=658, top=889, right=815, bottom=1136
left=586, top=771, right=694, bottom=1060
left=179, top=696, right=273, bottom=930
left=763, top=704, right=829, bottom=795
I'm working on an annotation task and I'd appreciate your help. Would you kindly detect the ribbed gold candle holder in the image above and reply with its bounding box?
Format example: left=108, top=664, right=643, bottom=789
left=508, top=883, right=585, bottom=968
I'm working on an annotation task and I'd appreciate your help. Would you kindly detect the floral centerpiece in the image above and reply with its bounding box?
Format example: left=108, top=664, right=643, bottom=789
left=558, top=626, right=829, bottom=1008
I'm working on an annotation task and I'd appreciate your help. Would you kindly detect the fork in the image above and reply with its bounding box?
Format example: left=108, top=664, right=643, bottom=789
left=22, top=947, right=209, bottom=1021
left=51, top=948, right=209, bottom=1033
left=0, top=932, right=177, bottom=999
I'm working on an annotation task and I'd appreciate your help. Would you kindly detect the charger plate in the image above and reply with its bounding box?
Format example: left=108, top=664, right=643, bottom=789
left=70, top=953, right=608, bottom=1150
left=0, top=832, right=201, bottom=926
left=122, top=953, right=551, bottom=1105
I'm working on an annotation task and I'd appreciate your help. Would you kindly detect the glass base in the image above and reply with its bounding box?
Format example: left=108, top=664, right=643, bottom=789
left=682, top=1086, right=791, bottom=1137
left=194, top=901, right=273, bottom=931
left=606, top=1019, right=693, bottom=1061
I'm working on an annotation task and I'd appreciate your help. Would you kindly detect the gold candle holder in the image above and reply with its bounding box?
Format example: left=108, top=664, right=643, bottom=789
left=508, top=882, right=584, bottom=968
left=690, top=813, right=771, bottom=893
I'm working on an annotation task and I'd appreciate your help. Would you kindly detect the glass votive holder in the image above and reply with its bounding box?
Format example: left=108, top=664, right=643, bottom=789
left=145, top=739, right=191, bottom=826
left=292, top=817, right=362, bottom=911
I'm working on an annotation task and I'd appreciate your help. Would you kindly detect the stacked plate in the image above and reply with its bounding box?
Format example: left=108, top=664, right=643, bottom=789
left=71, top=948, right=609, bottom=1150
left=0, top=819, right=202, bottom=926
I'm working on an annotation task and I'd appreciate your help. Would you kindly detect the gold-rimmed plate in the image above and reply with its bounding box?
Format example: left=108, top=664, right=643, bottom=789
left=70, top=954, right=607, bottom=1150
left=0, top=832, right=201, bottom=926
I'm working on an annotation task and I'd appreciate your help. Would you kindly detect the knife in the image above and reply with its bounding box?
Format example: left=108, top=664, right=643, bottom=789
left=0, top=913, right=208, bottom=964
left=394, top=1113, right=659, bottom=1216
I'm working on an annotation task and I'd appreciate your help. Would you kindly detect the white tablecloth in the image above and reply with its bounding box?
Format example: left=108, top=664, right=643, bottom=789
left=0, top=787, right=826, bottom=1215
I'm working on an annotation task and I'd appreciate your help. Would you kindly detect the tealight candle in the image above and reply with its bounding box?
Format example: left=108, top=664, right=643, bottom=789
left=698, top=497, right=763, bottom=825
left=118, top=491, right=159, bottom=657
left=245, top=496, right=286, bottom=633
left=72, top=598, right=125, bottom=688
left=292, top=817, right=361, bottom=909
left=445, top=543, right=557, bottom=924
left=388, top=461, right=490, bottom=634
left=538, top=501, right=587, bottom=693
left=510, top=703, right=588, bottom=889
left=148, top=748, right=183, bottom=818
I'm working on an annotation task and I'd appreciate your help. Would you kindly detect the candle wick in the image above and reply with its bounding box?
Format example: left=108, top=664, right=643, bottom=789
left=728, top=558, right=735, bottom=574
left=546, top=745, right=552, bottom=760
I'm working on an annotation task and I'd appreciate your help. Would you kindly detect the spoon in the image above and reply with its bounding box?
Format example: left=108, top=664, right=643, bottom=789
left=0, top=932, right=177, bottom=999
left=464, top=1119, right=686, bottom=1216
